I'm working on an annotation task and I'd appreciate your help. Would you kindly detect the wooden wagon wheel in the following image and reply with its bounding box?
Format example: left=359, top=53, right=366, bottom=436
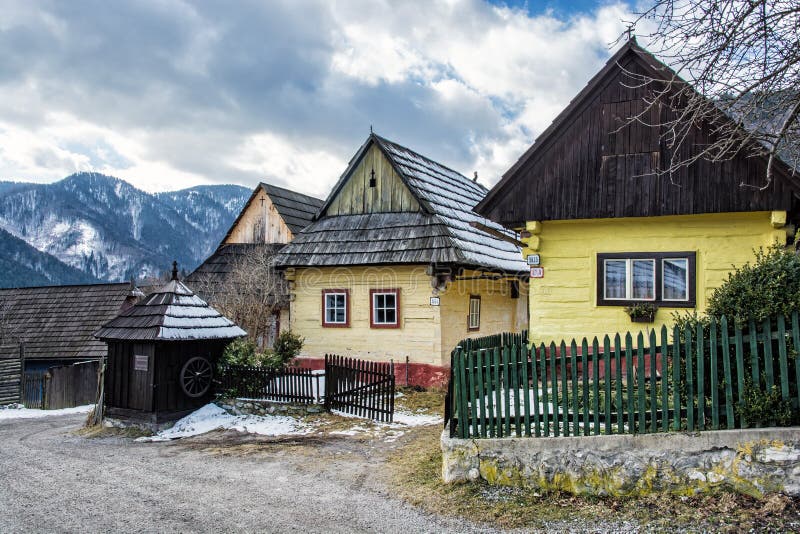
left=180, top=357, right=213, bottom=398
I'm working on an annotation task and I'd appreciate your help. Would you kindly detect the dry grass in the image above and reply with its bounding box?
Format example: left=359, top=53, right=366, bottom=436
left=387, top=426, right=800, bottom=532
left=76, top=424, right=152, bottom=439
left=394, top=386, right=445, bottom=415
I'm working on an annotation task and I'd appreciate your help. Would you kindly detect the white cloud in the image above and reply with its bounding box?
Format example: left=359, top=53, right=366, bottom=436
left=0, top=0, right=636, bottom=192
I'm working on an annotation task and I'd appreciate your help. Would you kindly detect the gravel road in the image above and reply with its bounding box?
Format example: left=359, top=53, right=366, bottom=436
left=0, top=414, right=491, bottom=533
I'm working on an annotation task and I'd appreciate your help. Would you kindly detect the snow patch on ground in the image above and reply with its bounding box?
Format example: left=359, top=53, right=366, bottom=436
left=138, top=403, right=310, bottom=442
left=0, top=404, right=93, bottom=420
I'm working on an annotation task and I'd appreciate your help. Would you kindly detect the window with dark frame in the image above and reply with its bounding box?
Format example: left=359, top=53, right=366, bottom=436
left=370, top=289, right=400, bottom=328
left=597, top=252, right=696, bottom=307
left=468, top=295, right=481, bottom=330
left=322, top=289, right=349, bottom=327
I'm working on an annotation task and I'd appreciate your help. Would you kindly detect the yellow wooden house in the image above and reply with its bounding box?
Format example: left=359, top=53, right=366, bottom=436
left=475, top=40, right=799, bottom=344
left=186, top=183, right=323, bottom=346
left=275, top=134, right=528, bottom=386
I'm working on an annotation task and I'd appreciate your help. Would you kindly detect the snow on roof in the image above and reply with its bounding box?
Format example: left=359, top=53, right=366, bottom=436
left=94, top=278, right=246, bottom=342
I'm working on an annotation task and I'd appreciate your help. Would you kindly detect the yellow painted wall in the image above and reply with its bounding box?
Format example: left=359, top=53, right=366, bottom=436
left=225, top=188, right=293, bottom=244
left=325, top=143, right=420, bottom=216
left=439, top=272, right=529, bottom=361
left=287, top=266, right=528, bottom=367
left=522, top=211, right=785, bottom=344
left=288, top=265, right=442, bottom=365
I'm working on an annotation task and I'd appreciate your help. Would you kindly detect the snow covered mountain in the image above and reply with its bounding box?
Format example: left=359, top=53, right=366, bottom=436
left=0, top=173, right=250, bottom=286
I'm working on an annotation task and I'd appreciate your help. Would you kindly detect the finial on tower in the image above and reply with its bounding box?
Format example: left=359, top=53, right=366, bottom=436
left=171, top=260, right=179, bottom=281
left=626, top=23, right=636, bottom=43
left=370, top=124, right=373, bottom=134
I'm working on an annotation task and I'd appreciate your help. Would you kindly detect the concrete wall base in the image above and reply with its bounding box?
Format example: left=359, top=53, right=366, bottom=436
left=216, top=397, right=324, bottom=417
left=441, top=428, right=800, bottom=498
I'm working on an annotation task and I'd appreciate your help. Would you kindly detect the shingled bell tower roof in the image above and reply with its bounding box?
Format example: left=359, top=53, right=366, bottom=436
left=94, top=262, right=246, bottom=342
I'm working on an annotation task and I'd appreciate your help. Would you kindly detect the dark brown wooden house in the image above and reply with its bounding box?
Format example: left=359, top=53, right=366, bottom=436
left=0, top=282, right=142, bottom=406
left=95, top=264, right=245, bottom=427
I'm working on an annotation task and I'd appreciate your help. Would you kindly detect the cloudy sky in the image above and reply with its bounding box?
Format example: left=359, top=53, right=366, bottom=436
left=0, top=0, right=641, bottom=197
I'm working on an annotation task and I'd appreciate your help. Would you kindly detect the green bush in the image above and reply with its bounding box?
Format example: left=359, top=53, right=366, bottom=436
left=736, top=379, right=794, bottom=427
left=272, top=330, right=304, bottom=367
left=707, top=244, right=800, bottom=326
left=220, top=332, right=304, bottom=371
left=220, top=338, right=259, bottom=366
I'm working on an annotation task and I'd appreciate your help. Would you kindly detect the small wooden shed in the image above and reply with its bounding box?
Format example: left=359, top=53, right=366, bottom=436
left=94, top=264, right=245, bottom=427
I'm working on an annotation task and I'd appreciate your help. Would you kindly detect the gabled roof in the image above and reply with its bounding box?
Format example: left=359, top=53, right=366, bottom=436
left=221, top=182, right=324, bottom=242
left=0, top=283, right=142, bottom=361
left=94, top=267, right=246, bottom=342
left=476, top=39, right=799, bottom=224
left=276, top=134, right=527, bottom=274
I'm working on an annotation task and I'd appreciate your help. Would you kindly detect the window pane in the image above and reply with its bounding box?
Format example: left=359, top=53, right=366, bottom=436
left=663, top=259, right=688, bottom=300
left=377, top=309, right=386, bottom=323
left=385, top=309, right=396, bottom=324
left=604, top=260, right=627, bottom=299
left=632, top=260, right=655, bottom=300
left=335, top=308, right=345, bottom=322
left=384, top=294, right=395, bottom=309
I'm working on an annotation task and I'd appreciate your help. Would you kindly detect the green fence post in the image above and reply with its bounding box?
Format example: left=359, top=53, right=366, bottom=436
left=730, top=317, right=745, bottom=429
left=673, top=325, right=681, bottom=431
left=476, top=350, right=487, bottom=438
left=520, top=345, right=532, bottom=437
left=637, top=333, right=646, bottom=433
left=571, top=339, right=579, bottom=436
left=626, top=333, right=634, bottom=435
left=793, top=312, right=800, bottom=415
left=614, top=334, right=623, bottom=434
left=777, top=315, right=790, bottom=401
left=550, top=341, right=558, bottom=437
left=696, top=322, right=705, bottom=431
left=661, top=325, right=669, bottom=432
left=592, top=337, right=600, bottom=435
left=710, top=319, right=720, bottom=430
left=540, top=343, right=548, bottom=437
left=560, top=340, right=569, bottom=436
left=604, top=335, right=612, bottom=435
left=582, top=337, right=590, bottom=436
left=649, top=329, right=658, bottom=434
left=763, top=318, right=775, bottom=396
left=685, top=324, right=695, bottom=432
left=503, top=346, right=512, bottom=437
left=532, top=344, right=541, bottom=438
left=722, top=318, right=735, bottom=429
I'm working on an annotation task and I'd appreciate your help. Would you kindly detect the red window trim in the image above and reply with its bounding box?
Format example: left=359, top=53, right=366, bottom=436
left=370, top=288, right=401, bottom=329
left=322, top=289, right=350, bottom=328
left=468, top=294, right=481, bottom=332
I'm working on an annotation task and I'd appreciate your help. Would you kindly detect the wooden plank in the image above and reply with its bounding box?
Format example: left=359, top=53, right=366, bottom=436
left=492, top=347, right=509, bottom=437
left=532, top=344, right=543, bottom=437
left=520, top=345, right=532, bottom=437
left=685, top=324, right=695, bottom=431
left=476, top=350, right=487, bottom=438
left=721, top=318, right=735, bottom=427
left=625, top=333, right=634, bottom=434
left=512, top=346, right=522, bottom=437
left=560, top=340, right=569, bottom=436
left=614, top=334, right=623, bottom=434
left=793, top=312, right=800, bottom=415
left=603, top=335, right=612, bottom=434
left=710, top=319, right=720, bottom=430
left=749, top=319, right=759, bottom=384
left=468, top=351, right=480, bottom=438
left=550, top=341, right=559, bottom=437
left=637, top=333, right=646, bottom=433
left=763, top=318, right=775, bottom=395
left=503, top=346, right=512, bottom=437
left=571, top=339, right=579, bottom=436
left=672, top=326, right=681, bottom=432
left=661, top=325, right=670, bottom=432
left=696, top=322, right=705, bottom=431
left=582, top=338, right=590, bottom=436
left=592, top=337, right=600, bottom=435
left=732, top=317, right=745, bottom=427
left=777, top=315, right=790, bottom=401
left=649, top=330, right=658, bottom=434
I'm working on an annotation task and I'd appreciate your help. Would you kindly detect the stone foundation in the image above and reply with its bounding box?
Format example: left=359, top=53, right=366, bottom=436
left=441, top=428, right=800, bottom=498
left=216, top=398, right=324, bottom=417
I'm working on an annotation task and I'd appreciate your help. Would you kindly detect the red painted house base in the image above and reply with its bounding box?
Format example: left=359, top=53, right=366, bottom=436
left=293, top=357, right=448, bottom=389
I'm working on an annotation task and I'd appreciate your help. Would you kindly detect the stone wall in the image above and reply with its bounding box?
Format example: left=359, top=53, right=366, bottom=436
left=441, top=428, right=800, bottom=498
left=216, top=398, right=323, bottom=417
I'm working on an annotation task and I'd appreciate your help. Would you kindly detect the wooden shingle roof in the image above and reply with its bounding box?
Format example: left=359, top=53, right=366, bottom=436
left=0, top=283, right=142, bottom=361
left=276, top=134, right=528, bottom=274
left=94, top=267, right=246, bottom=342
left=221, top=183, right=324, bottom=243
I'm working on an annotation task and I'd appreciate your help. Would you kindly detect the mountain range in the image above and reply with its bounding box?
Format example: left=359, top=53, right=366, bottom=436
left=0, top=173, right=250, bottom=288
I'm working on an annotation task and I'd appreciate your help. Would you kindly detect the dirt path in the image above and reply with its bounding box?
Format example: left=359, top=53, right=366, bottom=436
left=0, top=414, right=493, bottom=533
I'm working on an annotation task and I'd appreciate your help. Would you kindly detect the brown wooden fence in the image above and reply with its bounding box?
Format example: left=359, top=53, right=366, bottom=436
left=19, top=361, right=99, bottom=410
left=324, top=354, right=395, bottom=422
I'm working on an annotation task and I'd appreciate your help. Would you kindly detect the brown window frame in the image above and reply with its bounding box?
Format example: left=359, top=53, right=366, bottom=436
left=468, top=295, right=481, bottom=331
left=322, top=289, right=350, bottom=328
left=370, top=288, right=401, bottom=329
left=596, top=251, right=696, bottom=308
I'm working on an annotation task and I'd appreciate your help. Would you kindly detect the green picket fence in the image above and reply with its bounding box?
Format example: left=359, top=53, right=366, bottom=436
left=446, top=313, right=800, bottom=439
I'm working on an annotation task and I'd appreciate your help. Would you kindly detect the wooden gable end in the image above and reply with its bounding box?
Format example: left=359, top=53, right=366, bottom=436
left=224, top=187, right=293, bottom=244
left=325, top=142, right=420, bottom=216
left=479, top=44, right=796, bottom=227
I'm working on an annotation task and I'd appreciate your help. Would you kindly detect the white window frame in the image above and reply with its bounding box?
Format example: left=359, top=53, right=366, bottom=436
left=371, top=290, right=399, bottom=327
left=661, top=257, right=690, bottom=302
left=603, top=258, right=656, bottom=301
left=468, top=295, right=481, bottom=331
left=323, top=291, right=348, bottom=326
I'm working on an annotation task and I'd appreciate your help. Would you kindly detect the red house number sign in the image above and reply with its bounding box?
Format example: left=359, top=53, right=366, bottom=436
left=530, top=267, right=544, bottom=278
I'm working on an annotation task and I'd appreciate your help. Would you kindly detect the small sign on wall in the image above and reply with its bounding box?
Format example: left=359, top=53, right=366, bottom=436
left=530, top=267, right=544, bottom=279
left=134, top=354, right=149, bottom=372
left=430, top=296, right=441, bottom=306
left=526, top=254, right=541, bottom=266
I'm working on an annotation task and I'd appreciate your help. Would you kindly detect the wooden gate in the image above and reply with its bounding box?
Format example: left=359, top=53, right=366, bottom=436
left=324, top=354, right=395, bottom=422
left=19, top=361, right=99, bottom=410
